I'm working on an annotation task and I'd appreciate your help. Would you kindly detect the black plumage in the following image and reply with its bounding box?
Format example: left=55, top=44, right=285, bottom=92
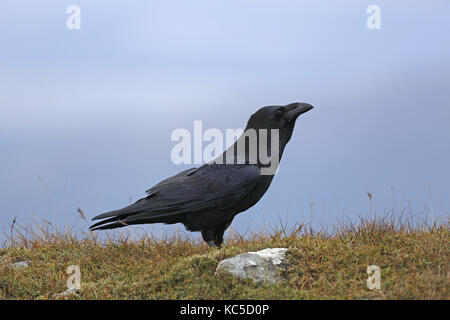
left=90, top=102, right=313, bottom=247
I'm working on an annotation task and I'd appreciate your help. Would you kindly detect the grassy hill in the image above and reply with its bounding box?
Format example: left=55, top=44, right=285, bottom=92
left=0, top=216, right=448, bottom=299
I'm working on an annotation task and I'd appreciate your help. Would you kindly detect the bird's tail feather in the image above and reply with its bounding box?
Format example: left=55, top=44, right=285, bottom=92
left=89, top=216, right=126, bottom=230
left=90, top=220, right=129, bottom=231
left=89, top=211, right=184, bottom=231
left=91, top=209, right=128, bottom=221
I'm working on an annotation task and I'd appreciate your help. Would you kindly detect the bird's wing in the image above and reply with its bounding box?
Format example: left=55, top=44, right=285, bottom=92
left=91, top=164, right=261, bottom=224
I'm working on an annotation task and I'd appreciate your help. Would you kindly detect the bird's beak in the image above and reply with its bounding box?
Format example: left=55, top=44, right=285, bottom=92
left=285, top=102, right=314, bottom=122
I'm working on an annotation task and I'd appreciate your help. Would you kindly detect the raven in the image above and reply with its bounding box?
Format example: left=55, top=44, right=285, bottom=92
left=90, top=102, right=313, bottom=247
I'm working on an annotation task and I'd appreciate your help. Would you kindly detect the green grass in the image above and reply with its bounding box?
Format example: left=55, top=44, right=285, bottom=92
left=0, top=215, right=448, bottom=300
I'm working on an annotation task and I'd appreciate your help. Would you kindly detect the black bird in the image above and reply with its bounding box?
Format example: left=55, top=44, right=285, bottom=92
left=90, top=102, right=313, bottom=247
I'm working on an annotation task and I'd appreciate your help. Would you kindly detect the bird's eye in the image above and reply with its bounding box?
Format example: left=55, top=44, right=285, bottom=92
left=275, top=109, right=283, bottom=118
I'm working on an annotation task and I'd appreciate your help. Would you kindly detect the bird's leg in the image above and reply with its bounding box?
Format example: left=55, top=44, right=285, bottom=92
left=202, top=229, right=216, bottom=247
left=202, top=228, right=223, bottom=248
left=213, top=229, right=225, bottom=248
left=205, top=240, right=217, bottom=247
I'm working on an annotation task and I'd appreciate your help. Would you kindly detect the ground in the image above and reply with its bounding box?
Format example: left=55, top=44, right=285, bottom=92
left=0, top=216, right=448, bottom=299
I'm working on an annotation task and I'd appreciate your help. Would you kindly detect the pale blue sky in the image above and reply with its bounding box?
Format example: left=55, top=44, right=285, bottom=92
left=1, top=1, right=449, bottom=240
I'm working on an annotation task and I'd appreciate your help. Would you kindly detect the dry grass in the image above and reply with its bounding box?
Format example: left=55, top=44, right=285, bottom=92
left=0, top=214, right=448, bottom=300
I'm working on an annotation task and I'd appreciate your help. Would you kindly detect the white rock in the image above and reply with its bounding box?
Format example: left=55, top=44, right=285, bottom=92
left=53, top=287, right=81, bottom=298
left=216, top=248, right=289, bottom=283
left=11, top=261, right=29, bottom=268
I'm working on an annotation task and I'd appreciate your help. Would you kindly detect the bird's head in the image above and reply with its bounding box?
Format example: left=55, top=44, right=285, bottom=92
left=218, top=102, right=314, bottom=175
left=245, top=102, right=314, bottom=147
